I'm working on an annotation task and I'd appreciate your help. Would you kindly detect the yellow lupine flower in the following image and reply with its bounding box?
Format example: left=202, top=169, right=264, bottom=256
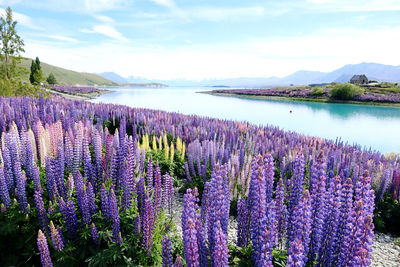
left=152, top=136, right=157, bottom=151
left=170, top=143, right=174, bottom=163
left=181, top=143, right=186, bottom=160
left=164, top=143, right=169, bottom=161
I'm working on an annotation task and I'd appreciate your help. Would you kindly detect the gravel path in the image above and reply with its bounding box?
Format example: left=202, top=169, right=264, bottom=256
left=172, top=191, right=400, bottom=265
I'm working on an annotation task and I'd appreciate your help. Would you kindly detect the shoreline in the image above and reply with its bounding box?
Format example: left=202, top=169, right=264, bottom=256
left=44, top=87, right=113, bottom=100
left=201, top=91, right=400, bottom=108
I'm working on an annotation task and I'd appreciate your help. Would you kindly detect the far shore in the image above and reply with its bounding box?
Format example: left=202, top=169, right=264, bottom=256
left=44, top=87, right=113, bottom=100
left=201, top=90, right=400, bottom=108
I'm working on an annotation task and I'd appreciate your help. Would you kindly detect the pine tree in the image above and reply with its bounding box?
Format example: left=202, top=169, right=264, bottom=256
left=47, top=73, right=57, bottom=85
left=30, top=60, right=37, bottom=84
left=30, top=56, right=43, bottom=85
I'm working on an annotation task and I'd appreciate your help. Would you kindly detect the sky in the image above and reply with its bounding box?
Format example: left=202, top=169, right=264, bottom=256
left=0, top=0, right=400, bottom=80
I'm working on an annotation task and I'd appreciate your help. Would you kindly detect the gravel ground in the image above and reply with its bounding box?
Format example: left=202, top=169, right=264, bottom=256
left=172, top=191, right=400, bottom=265
left=371, top=232, right=400, bottom=267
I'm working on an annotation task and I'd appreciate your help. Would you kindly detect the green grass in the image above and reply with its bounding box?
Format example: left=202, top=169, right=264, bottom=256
left=18, top=57, right=117, bottom=86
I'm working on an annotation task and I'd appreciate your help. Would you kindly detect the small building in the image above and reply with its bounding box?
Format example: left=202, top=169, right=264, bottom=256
left=350, top=74, right=368, bottom=85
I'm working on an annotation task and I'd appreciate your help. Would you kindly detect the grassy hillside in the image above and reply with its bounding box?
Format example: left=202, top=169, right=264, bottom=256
left=19, top=58, right=117, bottom=86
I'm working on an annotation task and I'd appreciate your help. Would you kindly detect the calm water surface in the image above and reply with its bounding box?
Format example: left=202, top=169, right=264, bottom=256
left=92, top=87, right=400, bottom=153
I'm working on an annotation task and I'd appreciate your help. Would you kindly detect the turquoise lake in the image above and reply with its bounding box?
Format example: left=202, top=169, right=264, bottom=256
left=92, top=87, right=400, bottom=153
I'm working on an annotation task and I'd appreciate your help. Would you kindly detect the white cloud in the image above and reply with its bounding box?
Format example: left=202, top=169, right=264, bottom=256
left=94, top=14, right=114, bottom=23
left=47, top=35, right=78, bottom=42
left=150, top=0, right=176, bottom=9
left=81, top=24, right=128, bottom=41
left=305, top=0, right=400, bottom=11
left=0, top=8, right=42, bottom=30
left=189, top=6, right=266, bottom=21
left=307, top=0, right=334, bottom=4
left=84, top=0, right=133, bottom=12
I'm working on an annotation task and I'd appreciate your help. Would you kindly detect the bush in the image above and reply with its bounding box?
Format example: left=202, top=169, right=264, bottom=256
left=329, top=83, right=364, bottom=100
left=310, top=87, right=324, bottom=96
left=374, top=193, right=400, bottom=235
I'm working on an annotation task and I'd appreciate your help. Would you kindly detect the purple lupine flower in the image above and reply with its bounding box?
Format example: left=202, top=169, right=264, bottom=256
left=354, top=215, right=374, bottom=266
left=182, top=188, right=200, bottom=267
left=45, top=158, right=57, bottom=202
left=212, top=220, right=229, bottom=267
left=287, top=238, right=304, bottom=266
left=59, top=198, right=79, bottom=238
left=32, top=166, right=43, bottom=194
left=83, top=136, right=93, bottom=185
left=122, top=154, right=135, bottom=211
left=288, top=190, right=312, bottom=266
left=100, top=183, right=109, bottom=220
left=355, top=171, right=375, bottom=218
left=162, top=173, right=174, bottom=214
left=207, top=165, right=230, bottom=254
left=184, top=162, right=192, bottom=182
left=256, top=201, right=277, bottom=266
left=377, top=168, right=392, bottom=202
left=237, top=197, right=248, bottom=247
left=134, top=215, right=141, bottom=236
left=153, top=164, right=162, bottom=216
left=196, top=219, right=208, bottom=267
left=91, top=223, right=99, bottom=245
left=248, top=155, right=267, bottom=259
left=338, top=200, right=364, bottom=266
left=66, top=174, right=74, bottom=197
left=275, top=177, right=287, bottom=245
left=174, top=256, right=183, bottom=267
left=93, top=131, right=103, bottom=192
left=47, top=201, right=55, bottom=214
left=288, top=153, right=305, bottom=241
left=34, top=190, right=49, bottom=233
left=310, top=161, right=327, bottom=262
left=263, top=154, right=275, bottom=203
left=14, top=161, right=28, bottom=212
left=188, top=154, right=196, bottom=177
left=146, top=157, right=153, bottom=195
left=137, top=177, right=146, bottom=216
left=317, top=175, right=342, bottom=266
left=162, top=236, right=173, bottom=267
left=56, top=139, right=66, bottom=199
left=37, top=229, right=53, bottom=267
left=0, top=165, right=11, bottom=207
left=335, top=178, right=354, bottom=264
left=109, top=188, right=122, bottom=244
left=50, top=221, right=64, bottom=251
left=2, top=147, right=14, bottom=193
left=75, top=171, right=90, bottom=225
left=87, top=182, right=96, bottom=217
left=72, top=128, right=83, bottom=175
left=142, top=197, right=154, bottom=254
left=65, top=135, right=74, bottom=172
left=110, top=149, right=122, bottom=190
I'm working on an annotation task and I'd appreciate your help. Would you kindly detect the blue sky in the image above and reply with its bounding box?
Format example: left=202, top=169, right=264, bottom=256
left=1, top=0, right=400, bottom=80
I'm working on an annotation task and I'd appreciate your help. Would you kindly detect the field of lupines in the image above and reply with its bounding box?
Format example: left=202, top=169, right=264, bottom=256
left=0, top=95, right=399, bottom=266
left=50, top=85, right=102, bottom=94
left=211, top=88, right=400, bottom=103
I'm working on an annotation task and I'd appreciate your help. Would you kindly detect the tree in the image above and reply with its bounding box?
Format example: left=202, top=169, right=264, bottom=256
left=0, top=7, right=25, bottom=80
left=46, top=72, right=57, bottom=85
left=30, top=56, right=43, bottom=85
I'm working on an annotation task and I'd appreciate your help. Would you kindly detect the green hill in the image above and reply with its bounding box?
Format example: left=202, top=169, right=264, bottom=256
left=19, top=58, right=117, bottom=86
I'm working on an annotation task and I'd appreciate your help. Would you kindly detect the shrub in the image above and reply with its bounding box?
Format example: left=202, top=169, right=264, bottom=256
left=310, top=87, right=324, bottom=96
left=329, top=83, right=364, bottom=100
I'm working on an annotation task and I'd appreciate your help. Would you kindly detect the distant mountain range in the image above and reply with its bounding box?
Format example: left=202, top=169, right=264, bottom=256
left=98, top=62, right=400, bottom=87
